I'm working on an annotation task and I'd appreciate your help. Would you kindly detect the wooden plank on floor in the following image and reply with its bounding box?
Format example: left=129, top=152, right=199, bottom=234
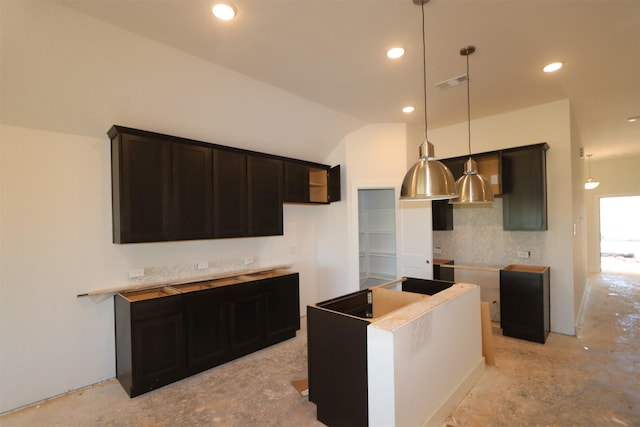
left=481, top=301, right=496, bottom=366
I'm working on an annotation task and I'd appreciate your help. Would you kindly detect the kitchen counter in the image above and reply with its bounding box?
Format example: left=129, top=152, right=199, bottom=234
left=119, top=268, right=295, bottom=302
left=77, top=264, right=293, bottom=298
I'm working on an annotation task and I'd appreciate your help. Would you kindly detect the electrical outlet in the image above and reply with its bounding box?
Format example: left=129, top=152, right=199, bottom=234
left=517, top=251, right=530, bottom=258
left=129, top=268, right=144, bottom=278
left=196, top=261, right=209, bottom=270
left=244, top=257, right=254, bottom=265
left=433, top=246, right=442, bottom=254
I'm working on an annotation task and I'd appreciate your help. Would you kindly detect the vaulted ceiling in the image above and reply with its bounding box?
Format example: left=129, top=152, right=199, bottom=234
left=35, top=1, right=640, bottom=159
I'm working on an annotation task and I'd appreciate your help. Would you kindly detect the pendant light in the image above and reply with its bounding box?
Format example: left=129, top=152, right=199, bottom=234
left=400, top=0, right=457, bottom=201
left=451, top=46, right=494, bottom=204
left=584, top=154, right=600, bottom=190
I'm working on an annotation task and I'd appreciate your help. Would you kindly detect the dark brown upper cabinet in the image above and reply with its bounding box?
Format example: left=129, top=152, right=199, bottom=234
left=432, top=144, right=547, bottom=232
left=213, top=149, right=248, bottom=238
left=247, top=155, right=284, bottom=236
left=432, top=157, right=467, bottom=231
left=501, top=143, right=548, bottom=231
left=172, top=143, right=213, bottom=240
left=111, top=127, right=213, bottom=243
left=109, top=125, right=338, bottom=243
left=284, top=161, right=341, bottom=204
left=284, top=161, right=310, bottom=203
left=110, top=130, right=171, bottom=243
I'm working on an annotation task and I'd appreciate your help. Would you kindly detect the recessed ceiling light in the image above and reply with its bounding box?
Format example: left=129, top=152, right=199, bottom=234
left=212, top=3, right=236, bottom=20
left=543, top=62, right=563, bottom=73
left=387, top=47, right=405, bottom=59
left=627, top=115, right=640, bottom=123
left=402, top=106, right=415, bottom=113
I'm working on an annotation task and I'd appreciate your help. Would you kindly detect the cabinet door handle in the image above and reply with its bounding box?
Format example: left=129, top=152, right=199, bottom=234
left=426, top=260, right=430, bottom=264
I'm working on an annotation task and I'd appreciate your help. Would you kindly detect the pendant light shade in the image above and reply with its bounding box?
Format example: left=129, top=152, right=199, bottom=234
left=454, top=158, right=494, bottom=203
left=401, top=141, right=457, bottom=200
left=452, top=46, right=494, bottom=204
left=584, top=154, right=600, bottom=190
left=400, top=0, right=458, bottom=201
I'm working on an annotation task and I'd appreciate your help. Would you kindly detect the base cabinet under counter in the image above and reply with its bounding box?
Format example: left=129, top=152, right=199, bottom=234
left=115, top=271, right=300, bottom=397
left=500, top=265, right=550, bottom=343
left=115, top=288, right=185, bottom=397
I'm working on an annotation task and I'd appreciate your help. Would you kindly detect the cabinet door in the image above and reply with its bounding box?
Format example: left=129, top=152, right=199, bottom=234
left=402, top=277, right=454, bottom=295
left=444, top=157, right=467, bottom=181
left=247, top=156, right=283, bottom=236
left=502, top=145, right=547, bottom=230
left=328, top=165, right=341, bottom=202
left=500, top=269, right=549, bottom=343
left=131, top=312, right=184, bottom=396
left=172, top=144, right=213, bottom=240
left=213, top=149, right=248, bottom=238
left=284, top=161, right=310, bottom=203
left=431, top=158, right=463, bottom=230
left=113, top=134, right=171, bottom=243
left=228, top=282, right=265, bottom=358
left=264, top=274, right=300, bottom=344
left=185, top=288, right=229, bottom=374
left=307, top=305, right=370, bottom=427
left=432, top=200, right=453, bottom=230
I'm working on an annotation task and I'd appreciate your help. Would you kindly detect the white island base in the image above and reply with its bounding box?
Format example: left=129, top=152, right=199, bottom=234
left=308, top=281, right=483, bottom=426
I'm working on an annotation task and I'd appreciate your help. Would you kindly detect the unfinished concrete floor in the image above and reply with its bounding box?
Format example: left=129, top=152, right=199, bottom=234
left=2, top=272, right=638, bottom=426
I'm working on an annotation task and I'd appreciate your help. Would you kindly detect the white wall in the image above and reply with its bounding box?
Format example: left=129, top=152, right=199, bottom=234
left=584, top=155, right=640, bottom=273
left=316, top=124, right=409, bottom=301
left=0, top=1, right=362, bottom=164
left=428, top=100, right=577, bottom=335
left=0, top=125, right=326, bottom=413
left=570, top=112, right=588, bottom=321
left=0, top=1, right=359, bottom=413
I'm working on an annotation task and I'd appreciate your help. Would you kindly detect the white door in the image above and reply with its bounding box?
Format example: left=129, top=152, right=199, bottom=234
left=396, top=199, right=433, bottom=279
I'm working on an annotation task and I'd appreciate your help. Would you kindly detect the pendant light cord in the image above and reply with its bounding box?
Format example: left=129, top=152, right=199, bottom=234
left=466, top=51, right=471, bottom=156
left=421, top=2, right=428, bottom=141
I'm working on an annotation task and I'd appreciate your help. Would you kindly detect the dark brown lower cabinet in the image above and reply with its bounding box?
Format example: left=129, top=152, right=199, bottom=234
left=264, top=274, right=301, bottom=345
left=115, top=272, right=300, bottom=397
left=402, top=276, right=454, bottom=295
left=185, top=286, right=229, bottom=375
left=500, top=265, right=550, bottom=343
left=308, top=281, right=454, bottom=426
left=433, top=259, right=455, bottom=282
left=308, top=294, right=370, bottom=427
left=228, top=281, right=266, bottom=358
left=115, top=291, right=184, bottom=398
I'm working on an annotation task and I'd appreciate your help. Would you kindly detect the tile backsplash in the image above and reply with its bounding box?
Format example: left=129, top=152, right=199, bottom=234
left=433, top=198, right=545, bottom=268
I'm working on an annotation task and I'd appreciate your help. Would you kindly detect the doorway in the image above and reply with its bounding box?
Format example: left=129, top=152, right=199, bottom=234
left=600, top=195, right=640, bottom=273
left=358, top=189, right=397, bottom=289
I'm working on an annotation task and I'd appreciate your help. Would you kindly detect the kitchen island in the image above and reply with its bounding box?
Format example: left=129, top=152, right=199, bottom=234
left=308, top=278, right=483, bottom=427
